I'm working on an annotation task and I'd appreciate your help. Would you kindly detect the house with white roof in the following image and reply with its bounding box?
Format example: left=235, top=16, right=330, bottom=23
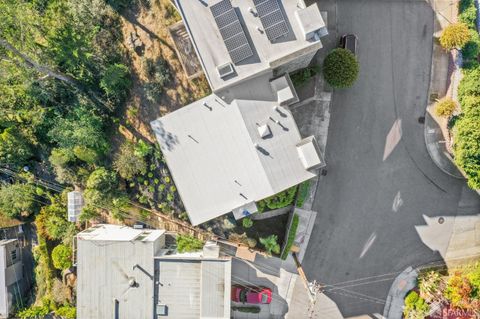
left=76, top=224, right=231, bottom=319
left=0, top=239, right=25, bottom=319
left=151, top=0, right=327, bottom=225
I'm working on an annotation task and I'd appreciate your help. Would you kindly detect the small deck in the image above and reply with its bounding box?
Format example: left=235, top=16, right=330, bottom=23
left=168, top=21, right=203, bottom=79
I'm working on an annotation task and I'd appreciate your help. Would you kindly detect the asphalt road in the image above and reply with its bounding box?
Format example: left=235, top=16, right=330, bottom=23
left=302, top=0, right=480, bottom=316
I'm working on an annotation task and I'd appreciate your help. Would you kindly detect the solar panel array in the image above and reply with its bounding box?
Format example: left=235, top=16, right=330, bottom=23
left=210, top=0, right=254, bottom=64
left=253, top=0, right=289, bottom=41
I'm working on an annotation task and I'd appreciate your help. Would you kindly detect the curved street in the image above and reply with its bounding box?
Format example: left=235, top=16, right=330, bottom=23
left=303, top=0, right=480, bottom=316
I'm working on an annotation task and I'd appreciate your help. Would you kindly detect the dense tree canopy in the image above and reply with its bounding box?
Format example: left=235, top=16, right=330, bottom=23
left=0, top=183, right=37, bottom=218
left=323, top=48, right=359, bottom=88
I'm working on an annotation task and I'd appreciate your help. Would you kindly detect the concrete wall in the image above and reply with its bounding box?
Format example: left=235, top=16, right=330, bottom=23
left=272, top=47, right=319, bottom=77
left=0, top=246, right=7, bottom=319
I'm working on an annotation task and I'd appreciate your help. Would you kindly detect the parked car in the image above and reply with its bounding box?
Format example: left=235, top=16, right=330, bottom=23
left=340, top=34, right=358, bottom=55
left=231, top=285, right=272, bottom=304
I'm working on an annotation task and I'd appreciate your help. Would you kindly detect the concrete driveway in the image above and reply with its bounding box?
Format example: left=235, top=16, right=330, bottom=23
left=302, top=0, right=480, bottom=317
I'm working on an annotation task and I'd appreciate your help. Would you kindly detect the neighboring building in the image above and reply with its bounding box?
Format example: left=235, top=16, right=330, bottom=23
left=76, top=224, right=231, bottom=319
left=67, top=191, right=84, bottom=222
left=0, top=239, right=24, bottom=319
left=151, top=0, right=326, bottom=225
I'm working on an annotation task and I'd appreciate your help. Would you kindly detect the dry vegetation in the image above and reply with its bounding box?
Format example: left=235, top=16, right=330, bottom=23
left=118, top=0, right=211, bottom=143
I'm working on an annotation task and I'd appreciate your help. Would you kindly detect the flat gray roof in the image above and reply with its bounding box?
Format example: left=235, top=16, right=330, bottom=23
left=151, top=75, right=317, bottom=225
left=176, top=0, right=322, bottom=91
left=156, top=258, right=231, bottom=319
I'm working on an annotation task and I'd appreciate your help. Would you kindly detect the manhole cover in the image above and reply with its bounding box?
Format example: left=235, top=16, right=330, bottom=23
left=418, top=116, right=425, bottom=124
left=438, top=217, right=445, bottom=224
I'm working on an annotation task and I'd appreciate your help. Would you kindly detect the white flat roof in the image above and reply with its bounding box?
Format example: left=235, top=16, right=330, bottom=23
left=151, top=77, right=316, bottom=225
left=176, top=0, right=322, bottom=91
left=77, top=224, right=165, bottom=242
left=156, top=259, right=231, bottom=319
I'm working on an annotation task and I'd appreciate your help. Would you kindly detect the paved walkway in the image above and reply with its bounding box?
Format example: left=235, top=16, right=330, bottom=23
left=424, top=0, right=464, bottom=179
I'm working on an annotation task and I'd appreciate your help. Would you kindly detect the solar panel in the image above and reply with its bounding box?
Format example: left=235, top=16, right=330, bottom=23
left=253, top=0, right=289, bottom=42
left=210, top=0, right=254, bottom=64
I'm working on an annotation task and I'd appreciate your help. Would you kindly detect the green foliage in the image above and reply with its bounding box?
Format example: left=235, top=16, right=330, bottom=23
left=281, top=214, right=299, bottom=260
left=458, top=68, right=480, bottom=105
left=79, top=205, right=100, bottom=222
left=100, top=63, right=131, bottom=102
left=86, top=167, right=118, bottom=192
left=48, top=105, right=109, bottom=156
left=84, top=167, right=122, bottom=210
left=232, top=306, right=261, bottom=313
left=323, top=48, right=359, bottom=88
left=17, top=304, right=50, bottom=319
left=51, top=244, right=72, bottom=270
left=459, top=0, right=477, bottom=29
left=36, top=194, right=75, bottom=242
left=242, top=217, right=253, bottom=228
left=440, top=23, right=471, bottom=50
left=453, top=113, right=480, bottom=189
left=461, top=30, right=480, bottom=69
left=434, top=98, right=457, bottom=117
left=445, top=272, right=474, bottom=309
left=114, top=142, right=147, bottom=180
left=257, top=186, right=297, bottom=212
left=296, top=181, right=311, bottom=208
left=0, top=127, right=33, bottom=166
left=290, top=65, right=320, bottom=88
left=259, top=234, right=280, bottom=255
left=403, top=291, right=430, bottom=319
left=73, top=145, right=98, bottom=164
left=55, top=305, right=76, bottom=319
left=461, top=95, right=480, bottom=117
left=176, top=234, right=204, bottom=253
left=134, top=140, right=153, bottom=157
left=0, top=183, right=37, bottom=218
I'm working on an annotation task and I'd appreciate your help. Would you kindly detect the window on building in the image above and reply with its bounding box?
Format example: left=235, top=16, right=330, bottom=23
left=10, top=249, right=17, bottom=262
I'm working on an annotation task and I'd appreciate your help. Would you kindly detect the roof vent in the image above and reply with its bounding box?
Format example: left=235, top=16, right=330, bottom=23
left=257, top=124, right=271, bottom=138
left=216, top=62, right=235, bottom=79
left=295, top=3, right=328, bottom=40
left=157, top=304, right=168, bottom=316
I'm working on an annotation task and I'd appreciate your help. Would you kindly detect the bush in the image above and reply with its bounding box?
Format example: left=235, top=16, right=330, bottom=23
left=323, top=48, right=359, bottom=88
left=403, top=291, right=430, bottom=319
left=461, top=95, right=480, bottom=116
left=453, top=114, right=480, bottom=189
left=461, top=30, right=480, bottom=69
left=434, top=98, right=457, bottom=117
left=296, top=181, right=311, bottom=208
left=55, top=305, right=76, bottom=319
left=242, top=217, right=253, bottom=228
left=257, top=186, right=297, bottom=212
left=290, top=65, right=320, bottom=87
left=458, top=67, right=480, bottom=104
left=281, top=214, right=299, bottom=260
left=419, top=270, right=444, bottom=303
left=445, top=272, right=474, bottom=309
left=114, top=142, right=147, bottom=180
left=51, top=244, right=72, bottom=270
left=458, top=0, right=477, bottom=29
left=439, top=23, right=471, bottom=50
left=176, top=234, right=204, bottom=253
left=259, top=234, right=280, bottom=255
left=247, top=238, right=257, bottom=248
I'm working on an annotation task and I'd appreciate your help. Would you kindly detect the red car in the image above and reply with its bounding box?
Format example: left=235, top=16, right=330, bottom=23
left=231, top=285, right=272, bottom=304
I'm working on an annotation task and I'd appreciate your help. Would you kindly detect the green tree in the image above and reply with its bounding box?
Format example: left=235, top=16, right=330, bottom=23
left=0, top=183, right=37, bottom=218
left=0, top=127, right=33, bottom=165
left=176, top=234, right=204, bottom=253
left=323, top=48, right=359, bottom=88
left=48, top=105, right=108, bottom=156
left=51, top=244, right=72, bottom=270
left=403, top=291, right=430, bottom=319
left=259, top=235, right=280, bottom=255
left=84, top=167, right=119, bottom=207
left=454, top=114, right=480, bottom=189
left=242, top=217, right=253, bottom=228
left=114, top=142, right=147, bottom=180
left=100, top=63, right=131, bottom=101
left=434, top=98, right=457, bottom=117
left=440, top=23, right=471, bottom=50
left=458, top=67, right=480, bottom=103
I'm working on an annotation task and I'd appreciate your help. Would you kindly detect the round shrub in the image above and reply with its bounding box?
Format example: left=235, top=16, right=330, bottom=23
left=440, top=23, right=471, bottom=50
left=434, top=98, right=457, bottom=117
left=323, top=48, right=359, bottom=88
left=51, top=244, right=72, bottom=270
left=242, top=217, right=253, bottom=228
